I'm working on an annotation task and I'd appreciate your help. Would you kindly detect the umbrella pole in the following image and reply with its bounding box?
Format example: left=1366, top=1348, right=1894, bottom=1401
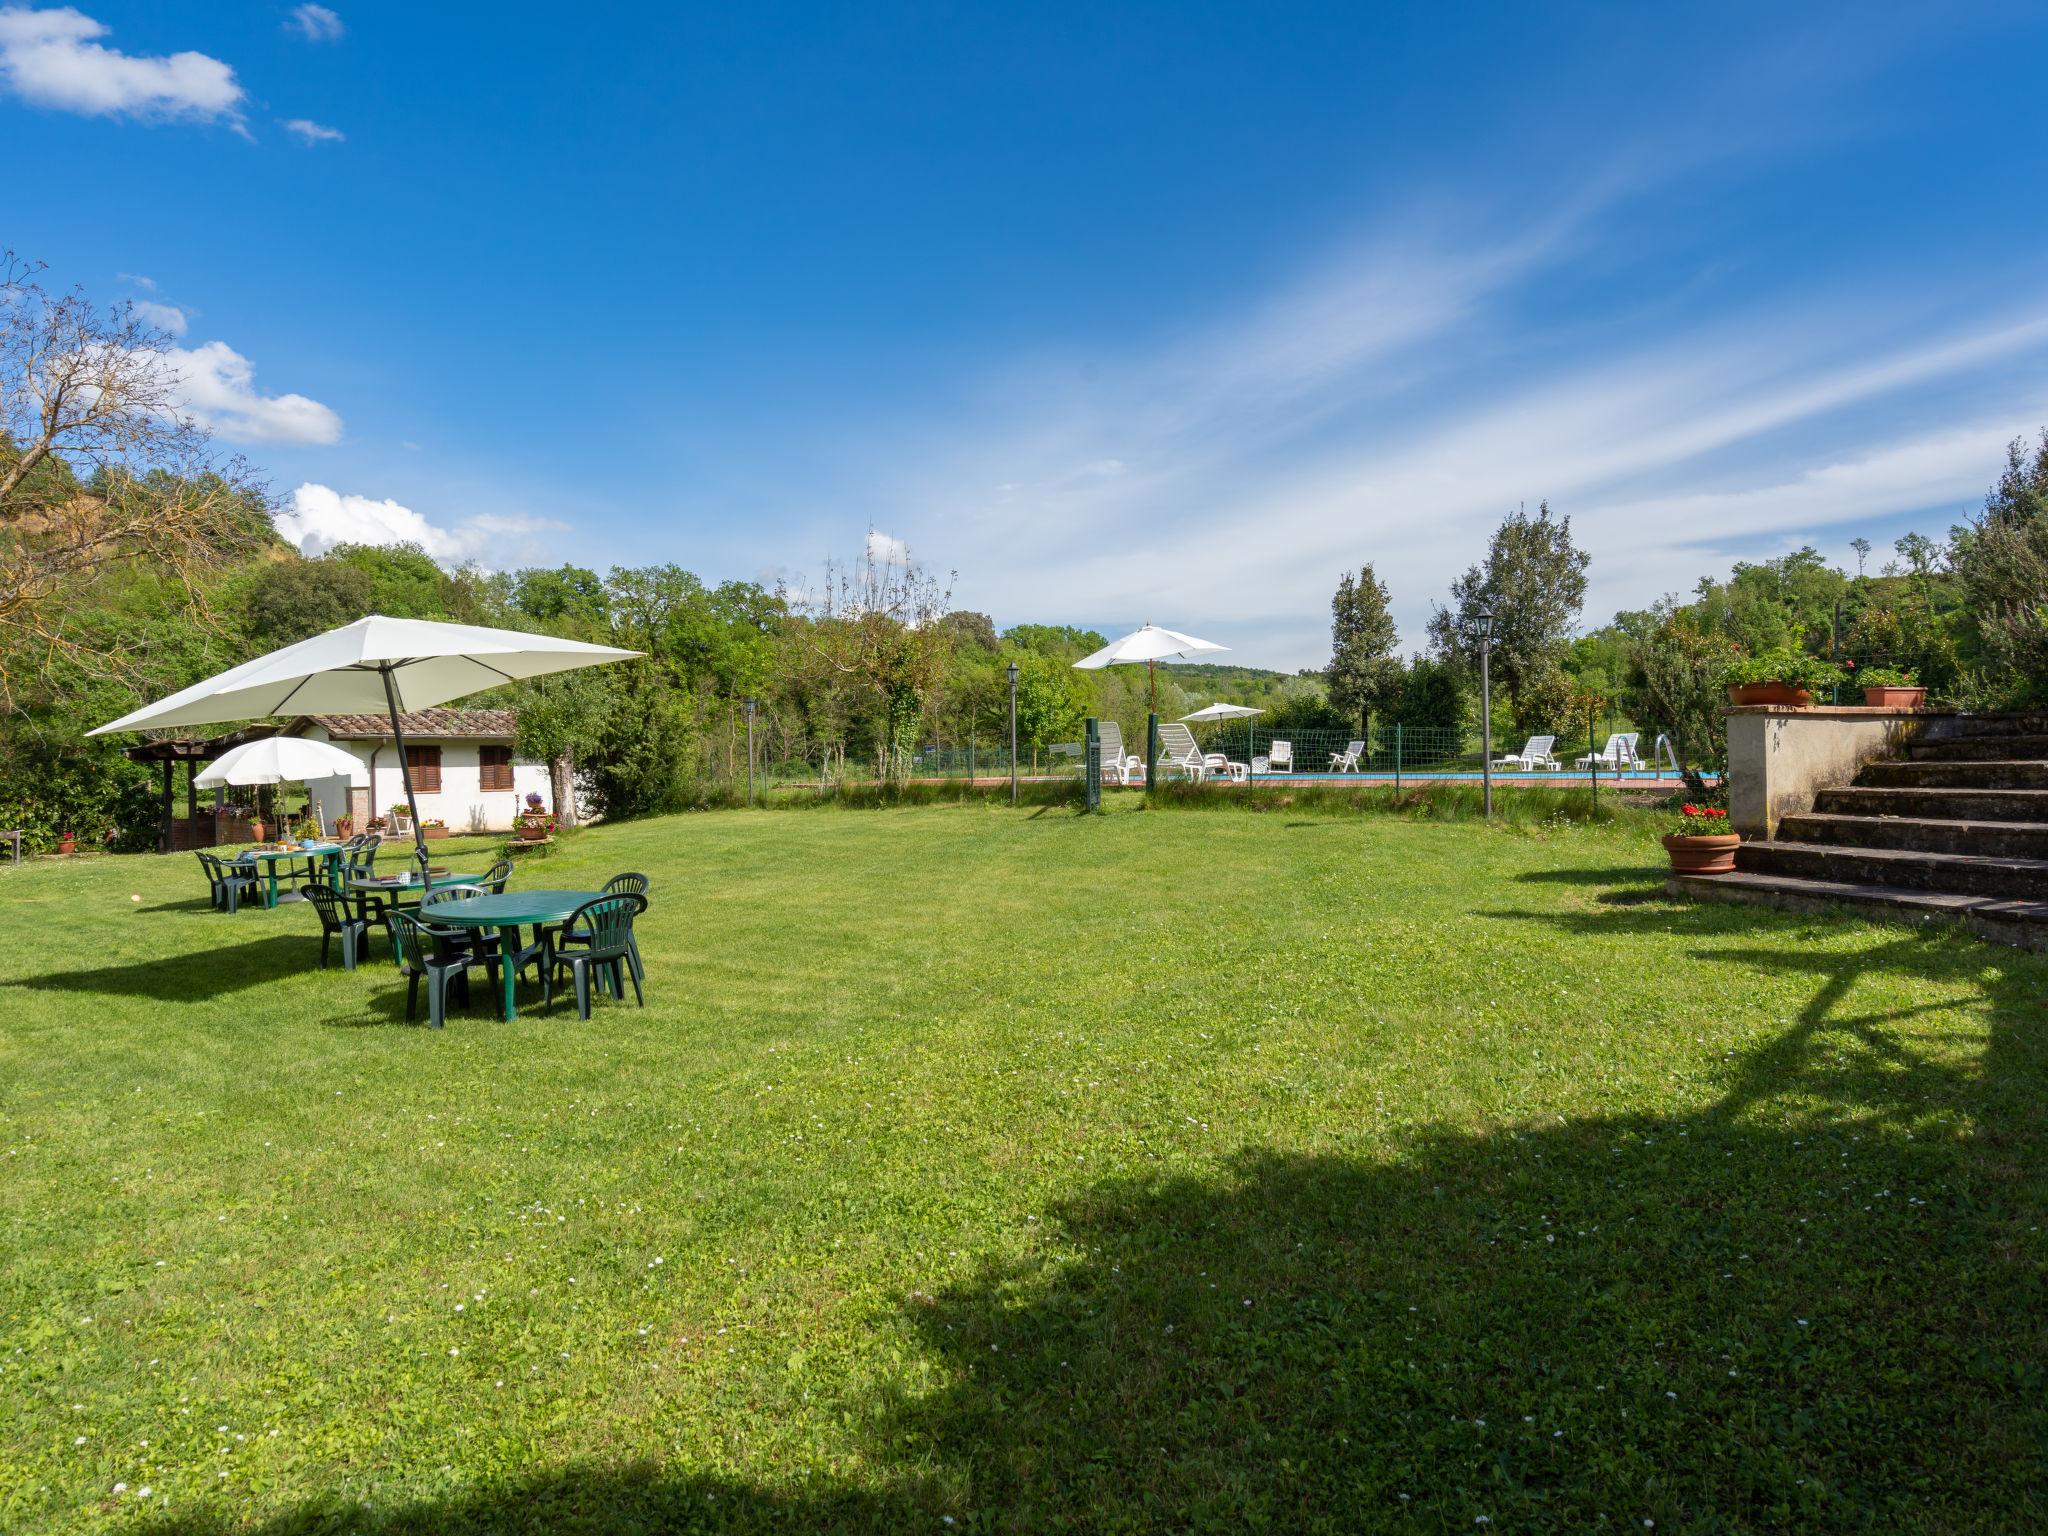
left=380, top=666, right=433, bottom=883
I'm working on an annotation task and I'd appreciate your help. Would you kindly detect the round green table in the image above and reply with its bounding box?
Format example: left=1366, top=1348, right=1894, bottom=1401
left=422, top=890, right=602, bottom=1020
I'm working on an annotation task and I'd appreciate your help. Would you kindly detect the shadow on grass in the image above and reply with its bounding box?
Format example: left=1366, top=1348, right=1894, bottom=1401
left=1, top=934, right=320, bottom=1001
left=141, top=917, right=2048, bottom=1534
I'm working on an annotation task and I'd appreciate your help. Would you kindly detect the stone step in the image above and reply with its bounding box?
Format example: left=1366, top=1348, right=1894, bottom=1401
left=1738, top=840, right=2048, bottom=899
left=1914, top=713, right=2048, bottom=738
left=1776, top=811, right=2048, bottom=858
left=1860, top=759, right=2048, bottom=790
left=1910, top=734, right=2048, bottom=762
left=1813, top=785, right=2048, bottom=822
left=1667, top=870, right=2048, bottom=950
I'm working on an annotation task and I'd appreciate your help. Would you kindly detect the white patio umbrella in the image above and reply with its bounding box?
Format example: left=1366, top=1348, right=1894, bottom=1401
left=1179, top=701, right=1264, bottom=764
left=193, top=735, right=362, bottom=790
left=92, top=615, right=640, bottom=876
left=1073, top=623, right=1227, bottom=713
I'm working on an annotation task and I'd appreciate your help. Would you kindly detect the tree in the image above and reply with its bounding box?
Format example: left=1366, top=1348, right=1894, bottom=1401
left=513, top=565, right=609, bottom=634
left=240, top=556, right=374, bottom=649
left=512, top=668, right=614, bottom=829
left=1325, top=565, right=1400, bottom=735
left=1850, top=537, right=1872, bottom=577
left=1, top=254, right=267, bottom=703
left=1630, top=611, right=1738, bottom=790
left=327, top=541, right=453, bottom=619
left=788, top=536, right=955, bottom=781
left=1428, top=502, right=1589, bottom=727
left=1951, top=430, right=2048, bottom=703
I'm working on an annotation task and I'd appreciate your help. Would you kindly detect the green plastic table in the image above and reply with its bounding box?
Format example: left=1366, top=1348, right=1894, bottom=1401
left=422, top=890, right=602, bottom=1021
left=248, top=845, right=343, bottom=907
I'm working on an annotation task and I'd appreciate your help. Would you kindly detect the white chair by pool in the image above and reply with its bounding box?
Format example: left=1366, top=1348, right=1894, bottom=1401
left=1329, top=739, right=1365, bottom=772
left=1493, top=735, right=1558, bottom=770
left=1156, top=722, right=1207, bottom=781
left=1267, top=740, right=1294, bottom=774
left=1096, top=721, right=1143, bottom=785
left=1575, top=732, right=1642, bottom=770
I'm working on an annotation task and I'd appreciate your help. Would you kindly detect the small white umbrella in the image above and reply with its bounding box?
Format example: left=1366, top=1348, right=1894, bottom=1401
left=1073, top=623, right=1227, bottom=713
left=92, top=615, right=640, bottom=876
left=194, top=735, right=362, bottom=790
left=1179, top=701, right=1264, bottom=765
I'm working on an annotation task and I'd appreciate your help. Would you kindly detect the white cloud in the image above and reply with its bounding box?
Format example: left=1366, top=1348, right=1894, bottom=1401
left=0, top=7, right=244, bottom=125
left=130, top=298, right=187, bottom=336
left=285, top=4, right=344, bottom=42
left=282, top=116, right=343, bottom=144
left=116, top=270, right=156, bottom=292
left=168, top=341, right=342, bottom=444
left=864, top=529, right=911, bottom=567
left=274, top=483, right=565, bottom=568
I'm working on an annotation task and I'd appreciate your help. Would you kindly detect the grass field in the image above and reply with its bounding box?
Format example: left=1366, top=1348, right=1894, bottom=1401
left=2, top=800, right=2044, bottom=1533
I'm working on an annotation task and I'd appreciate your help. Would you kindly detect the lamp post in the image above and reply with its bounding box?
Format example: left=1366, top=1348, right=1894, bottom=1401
left=1006, top=661, right=1020, bottom=805
left=743, top=696, right=757, bottom=806
left=1477, top=609, right=1495, bottom=819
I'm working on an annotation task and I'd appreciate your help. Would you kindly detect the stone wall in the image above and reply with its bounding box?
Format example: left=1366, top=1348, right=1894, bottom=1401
left=1725, top=706, right=1934, bottom=838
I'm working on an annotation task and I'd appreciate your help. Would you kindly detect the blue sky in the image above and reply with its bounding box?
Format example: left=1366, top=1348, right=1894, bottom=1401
left=6, top=2, right=2048, bottom=667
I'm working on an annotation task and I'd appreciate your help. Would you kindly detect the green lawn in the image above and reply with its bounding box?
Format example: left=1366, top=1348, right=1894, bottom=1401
left=2, top=802, right=2043, bottom=1533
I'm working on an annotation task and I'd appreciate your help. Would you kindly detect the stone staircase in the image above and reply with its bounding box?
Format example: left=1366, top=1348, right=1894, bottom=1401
left=1672, top=715, right=2048, bottom=948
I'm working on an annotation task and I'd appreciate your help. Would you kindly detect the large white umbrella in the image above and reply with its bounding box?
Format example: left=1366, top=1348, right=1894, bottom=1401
left=92, top=615, right=640, bottom=875
left=1179, top=701, right=1264, bottom=764
left=194, top=735, right=362, bottom=789
left=1073, top=623, right=1227, bottom=713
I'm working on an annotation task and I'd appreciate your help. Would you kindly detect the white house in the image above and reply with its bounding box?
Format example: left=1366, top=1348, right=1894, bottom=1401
left=280, top=709, right=553, bottom=834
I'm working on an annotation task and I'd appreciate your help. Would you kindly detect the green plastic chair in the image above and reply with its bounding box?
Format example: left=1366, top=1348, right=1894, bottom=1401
left=553, top=873, right=649, bottom=987
left=390, top=908, right=497, bottom=1029
left=545, top=892, right=647, bottom=1019
left=203, top=851, right=259, bottom=913
left=302, top=882, right=370, bottom=970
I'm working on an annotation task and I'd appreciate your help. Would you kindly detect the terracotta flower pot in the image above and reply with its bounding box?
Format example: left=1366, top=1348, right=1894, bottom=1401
left=56, top=834, right=76, bottom=855
left=1863, top=686, right=1927, bottom=708
left=517, top=820, right=549, bottom=841
left=1663, top=832, right=1739, bottom=874
left=1726, top=683, right=1813, bottom=707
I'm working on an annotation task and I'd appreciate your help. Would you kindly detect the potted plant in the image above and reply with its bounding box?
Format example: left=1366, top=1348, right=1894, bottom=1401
left=1721, top=648, right=1846, bottom=707
left=1857, top=665, right=1927, bottom=708
left=516, top=793, right=554, bottom=841
left=55, top=830, right=76, bottom=855
left=386, top=803, right=413, bottom=834
left=419, top=817, right=450, bottom=841
left=1663, top=803, right=1739, bottom=873
left=334, top=814, right=355, bottom=838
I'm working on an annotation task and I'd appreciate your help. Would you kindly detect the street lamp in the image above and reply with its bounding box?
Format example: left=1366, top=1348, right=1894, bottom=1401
left=743, top=696, right=757, bottom=806
left=1476, top=610, right=1495, bottom=819
left=1006, top=661, right=1020, bottom=805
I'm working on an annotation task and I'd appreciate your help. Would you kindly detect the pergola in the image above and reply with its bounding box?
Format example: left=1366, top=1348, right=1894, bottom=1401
left=121, top=726, right=277, bottom=853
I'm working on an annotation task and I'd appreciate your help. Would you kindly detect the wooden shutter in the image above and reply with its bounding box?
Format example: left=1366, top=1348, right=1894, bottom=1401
left=405, top=745, right=442, bottom=793
left=479, top=745, right=515, bottom=792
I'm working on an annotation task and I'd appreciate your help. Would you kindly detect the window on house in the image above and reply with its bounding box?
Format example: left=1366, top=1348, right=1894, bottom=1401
left=479, top=744, right=515, bottom=793
left=405, top=745, right=442, bottom=794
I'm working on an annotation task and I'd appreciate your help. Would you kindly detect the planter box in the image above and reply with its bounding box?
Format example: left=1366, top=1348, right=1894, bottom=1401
left=1863, top=686, right=1927, bottom=708
left=421, top=826, right=450, bottom=841
left=1728, top=683, right=1813, bottom=707
left=1663, top=832, right=1739, bottom=874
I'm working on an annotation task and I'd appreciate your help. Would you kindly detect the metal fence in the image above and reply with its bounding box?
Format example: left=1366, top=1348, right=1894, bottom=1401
left=766, top=716, right=1679, bottom=789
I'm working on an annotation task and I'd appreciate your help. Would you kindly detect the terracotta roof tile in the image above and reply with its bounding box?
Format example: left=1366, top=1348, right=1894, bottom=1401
left=300, top=708, right=517, bottom=740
